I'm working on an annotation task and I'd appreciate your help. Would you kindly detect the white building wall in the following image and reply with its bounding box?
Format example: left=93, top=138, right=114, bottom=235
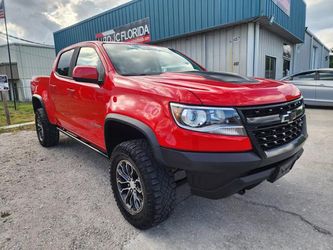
left=0, top=44, right=55, bottom=101
left=257, top=27, right=293, bottom=80
left=158, top=34, right=206, bottom=67
left=294, top=31, right=330, bottom=74
left=158, top=24, right=249, bottom=76
left=294, top=33, right=312, bottom=73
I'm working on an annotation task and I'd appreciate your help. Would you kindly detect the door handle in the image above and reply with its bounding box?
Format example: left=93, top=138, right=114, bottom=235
left=67, top=88, right=76, bottom=93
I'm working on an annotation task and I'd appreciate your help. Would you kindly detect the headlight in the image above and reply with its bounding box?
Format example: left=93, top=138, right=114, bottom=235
left=170, top=103, right=246, bottom=136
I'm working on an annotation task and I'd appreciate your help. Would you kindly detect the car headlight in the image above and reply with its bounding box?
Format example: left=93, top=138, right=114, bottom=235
left=170, top=103, right=246, bottom=136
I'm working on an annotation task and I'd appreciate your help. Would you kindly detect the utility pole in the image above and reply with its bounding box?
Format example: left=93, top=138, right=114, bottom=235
left=2, top=0, right=16, bottom=110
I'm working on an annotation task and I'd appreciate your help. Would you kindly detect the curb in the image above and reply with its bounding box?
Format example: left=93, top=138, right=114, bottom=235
left=0, top=122, right=35, bottom=133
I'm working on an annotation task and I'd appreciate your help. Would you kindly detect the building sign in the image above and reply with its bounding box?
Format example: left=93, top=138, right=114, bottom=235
left=0, top=75, right=9, bottom=91
left=96, top=17, right=151, bottom=43
left=273, top=0, right=291, bottom=16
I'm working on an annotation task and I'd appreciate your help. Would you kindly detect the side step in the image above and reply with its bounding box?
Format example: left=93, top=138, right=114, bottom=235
left=57, top=127, right=109, bottom=158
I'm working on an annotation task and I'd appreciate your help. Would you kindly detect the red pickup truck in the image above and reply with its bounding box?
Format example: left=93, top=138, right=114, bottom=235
left=31, top=41, right=307, bottom=229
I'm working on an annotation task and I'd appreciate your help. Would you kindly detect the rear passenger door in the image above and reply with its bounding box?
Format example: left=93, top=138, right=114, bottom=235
left=316, top=71, right=333, bottom=104
left=51, top=49, right=77, bottom=130
left=290, top=71, right=317, bottom=102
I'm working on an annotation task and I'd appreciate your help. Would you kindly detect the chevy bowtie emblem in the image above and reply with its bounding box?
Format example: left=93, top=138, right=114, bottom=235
left=280, top=110, right=297, bottom=123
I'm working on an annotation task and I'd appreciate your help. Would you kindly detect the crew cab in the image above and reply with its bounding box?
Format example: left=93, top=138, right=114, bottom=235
left=31, top=41, right=307, bottom=229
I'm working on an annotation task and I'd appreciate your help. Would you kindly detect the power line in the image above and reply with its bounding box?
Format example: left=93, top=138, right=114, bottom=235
left=0, top=32, right=53, bottom=47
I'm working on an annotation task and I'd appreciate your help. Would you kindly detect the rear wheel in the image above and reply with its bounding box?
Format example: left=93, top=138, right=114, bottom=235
left=110, top=139, right=176, bottom=229
left=35, top=108, right=59, bottom=147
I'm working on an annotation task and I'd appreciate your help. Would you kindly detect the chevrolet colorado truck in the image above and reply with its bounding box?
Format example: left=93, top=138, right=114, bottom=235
left=31, top=41, right=307, bottom=229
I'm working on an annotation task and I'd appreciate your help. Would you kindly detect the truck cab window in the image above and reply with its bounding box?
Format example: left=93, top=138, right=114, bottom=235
left=76, top=47, right=104, bottom=82
left=56, top=49, right=74, bottom=77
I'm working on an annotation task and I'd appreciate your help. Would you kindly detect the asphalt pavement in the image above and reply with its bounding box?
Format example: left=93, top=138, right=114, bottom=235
left=0, top=108, right=332, bottom=249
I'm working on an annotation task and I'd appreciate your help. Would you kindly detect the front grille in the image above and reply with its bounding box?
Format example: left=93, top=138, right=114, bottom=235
left=239, top=99, right=305, bottom=151
left=252, top=116, right=305, bottom=150
left=242, top=99, right=303, bottom=118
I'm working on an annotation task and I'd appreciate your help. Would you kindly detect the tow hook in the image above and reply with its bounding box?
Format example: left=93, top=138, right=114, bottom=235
left=238, top=189, right=246, bottom=195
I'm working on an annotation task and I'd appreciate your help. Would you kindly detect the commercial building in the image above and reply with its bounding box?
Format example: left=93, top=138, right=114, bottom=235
left=0, top=43, right=55, bottom=101
left=294, top=29, right=330, bottom=73
left=54, top=0, right=329, bottom=80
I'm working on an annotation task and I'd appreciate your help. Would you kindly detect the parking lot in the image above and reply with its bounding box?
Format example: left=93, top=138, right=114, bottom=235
left=0, top=108, right=333, bottom=249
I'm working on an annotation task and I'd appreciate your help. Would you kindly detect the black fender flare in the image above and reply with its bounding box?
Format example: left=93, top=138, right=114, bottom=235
left=32, top=94, right=45, bottom=112
left=104, top=114, right=167, bottom=166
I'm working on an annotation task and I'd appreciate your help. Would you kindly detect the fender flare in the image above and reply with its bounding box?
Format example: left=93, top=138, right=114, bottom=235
left=32, top=94, right=45, bottom=112
left=104, top=114, right=167, bottom=166
left=32, top=94, right=56, bottom=124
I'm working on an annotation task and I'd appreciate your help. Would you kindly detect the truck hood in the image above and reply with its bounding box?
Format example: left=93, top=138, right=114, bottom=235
left=122, top=72, right=301, bottom=106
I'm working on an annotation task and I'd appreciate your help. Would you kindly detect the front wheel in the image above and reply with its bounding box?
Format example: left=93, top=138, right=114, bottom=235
left=110, top=139, right=176, bottom=229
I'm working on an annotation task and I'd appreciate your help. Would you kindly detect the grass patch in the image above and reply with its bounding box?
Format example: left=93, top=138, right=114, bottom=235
left=0, top=101, right=34, bottom=127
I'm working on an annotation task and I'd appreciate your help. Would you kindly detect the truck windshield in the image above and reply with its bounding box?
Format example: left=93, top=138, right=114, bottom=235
left=103, top=43, right=203, bottom=76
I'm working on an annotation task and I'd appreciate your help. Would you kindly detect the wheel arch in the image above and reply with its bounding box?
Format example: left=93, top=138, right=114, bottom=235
left=104, top=114, right=166, bottom=165
left=32, top=94, right=45, bottom=112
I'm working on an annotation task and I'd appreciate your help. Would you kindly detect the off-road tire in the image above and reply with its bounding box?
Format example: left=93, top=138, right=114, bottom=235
left=110, top=139, right=176, bottom=229
left=35, top=108, right=59, bottom=147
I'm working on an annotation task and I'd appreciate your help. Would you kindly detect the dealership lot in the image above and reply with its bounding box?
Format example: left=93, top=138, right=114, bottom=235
left=0, top=108, right=332, bottom=249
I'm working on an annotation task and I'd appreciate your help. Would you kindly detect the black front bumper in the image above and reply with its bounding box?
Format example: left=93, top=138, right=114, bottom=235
left=158, top=133, right=307, bottom=199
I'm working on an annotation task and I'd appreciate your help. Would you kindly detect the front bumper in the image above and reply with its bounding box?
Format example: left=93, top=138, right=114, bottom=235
left=158, top=132, right=307, bottom=199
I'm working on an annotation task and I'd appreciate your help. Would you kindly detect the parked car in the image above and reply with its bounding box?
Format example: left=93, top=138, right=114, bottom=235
left=281, top=69, right=333, bottom=107
left=31, top=41, right=307, bottom=229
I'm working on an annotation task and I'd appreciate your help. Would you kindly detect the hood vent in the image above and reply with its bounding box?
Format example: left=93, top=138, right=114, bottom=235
left=184, top=71, right=259, bottom=84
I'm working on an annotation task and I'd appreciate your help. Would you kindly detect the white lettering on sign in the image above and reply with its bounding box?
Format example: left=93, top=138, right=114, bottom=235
left=96, top=18, right=151, bottom=43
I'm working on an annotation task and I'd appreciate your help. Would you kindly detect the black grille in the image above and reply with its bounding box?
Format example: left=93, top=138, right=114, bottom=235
left=242, top=99, right=303, bottom=118
left=239, top=99, right=305, bottom=151
left=252, top=116, right=305, bottom=150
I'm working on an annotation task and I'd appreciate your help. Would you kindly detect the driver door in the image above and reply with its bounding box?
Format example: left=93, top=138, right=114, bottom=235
left=68, top=46, right=107, bottom=149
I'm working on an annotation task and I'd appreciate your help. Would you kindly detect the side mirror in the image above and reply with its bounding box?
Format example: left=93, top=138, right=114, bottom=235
left=73, top=65, right=99, bottom=84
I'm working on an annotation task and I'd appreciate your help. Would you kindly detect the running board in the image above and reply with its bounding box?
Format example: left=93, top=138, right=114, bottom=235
left=57, top=128, right=109, bottom=158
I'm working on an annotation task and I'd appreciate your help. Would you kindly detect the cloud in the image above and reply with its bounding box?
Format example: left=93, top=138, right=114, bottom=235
left=0, top=0, right=332, bottom=50
left=0, top=0, right=129, bottom=45
left=44, top=2, right=79, bottom=28
left=304, top=0, right=333, bottom=48
left=315, top=28, right=333, bottom=50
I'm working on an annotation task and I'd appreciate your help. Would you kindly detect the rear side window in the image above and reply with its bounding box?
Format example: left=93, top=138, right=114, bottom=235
left=319, top=71, right=333, bottom=80
left=56, top=49, right=74, bottom=77
left=293, top=72, right=316, bottom=81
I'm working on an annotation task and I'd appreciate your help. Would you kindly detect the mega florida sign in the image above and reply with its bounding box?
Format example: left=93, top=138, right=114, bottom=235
left=272, top=0, right=291, bottom=16
left=96, top=17, right=150, bottom=43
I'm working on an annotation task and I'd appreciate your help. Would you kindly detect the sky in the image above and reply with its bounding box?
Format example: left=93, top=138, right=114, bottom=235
left=0, top=0, right=332, bottom=50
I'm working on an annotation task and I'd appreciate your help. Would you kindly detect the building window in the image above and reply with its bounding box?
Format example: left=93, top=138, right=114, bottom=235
left=312, top=46, right=318, bottom=69
left=283, top=44, right=291, bottom=77
left=265, top=56, right=276, bottom=79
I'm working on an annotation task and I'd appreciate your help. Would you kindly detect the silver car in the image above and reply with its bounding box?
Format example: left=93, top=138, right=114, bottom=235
left=281, top=69, right=333, bottom=107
